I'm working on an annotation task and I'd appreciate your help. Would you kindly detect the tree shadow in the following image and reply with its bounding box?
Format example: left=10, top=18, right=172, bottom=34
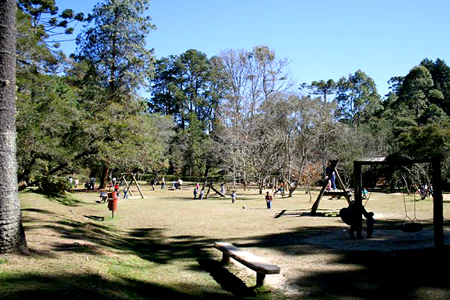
left=197, top=259, right=256, bottom=297
left=20, top=202, right=450, bottom=298
left=231, top=219, right=450, bottom=298
left=0, top=272, right=234, bottom=300
left=25, top=214, right=216, bottom=266
left=290, top=246, right=450, bottom=299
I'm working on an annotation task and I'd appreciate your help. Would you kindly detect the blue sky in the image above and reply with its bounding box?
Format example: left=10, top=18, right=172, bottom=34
left=57, top=0, right=450, bottom=98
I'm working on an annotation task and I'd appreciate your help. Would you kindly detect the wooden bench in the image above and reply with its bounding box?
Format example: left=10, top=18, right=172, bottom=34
left=214, top=242, right=280, bottom=286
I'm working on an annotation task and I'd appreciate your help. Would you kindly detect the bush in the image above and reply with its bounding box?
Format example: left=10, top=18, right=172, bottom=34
left=37, top=175, right=72, bottom=197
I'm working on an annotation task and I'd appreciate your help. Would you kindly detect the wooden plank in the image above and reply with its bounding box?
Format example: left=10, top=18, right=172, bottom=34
left=132, top=174, right=145, bottom=199
left=323, top=190, right=346, bottom=196
left=334, top=169, right=352, bottom=205
left=214, top=242, right=280, bottom=274
left=211, top=186, right=226, bottom=197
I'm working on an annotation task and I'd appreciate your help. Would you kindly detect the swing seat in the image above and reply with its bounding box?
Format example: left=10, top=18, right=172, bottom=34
left=339, top=207, right=352, bottom=225
left=401, top=222, right=423, bottom=233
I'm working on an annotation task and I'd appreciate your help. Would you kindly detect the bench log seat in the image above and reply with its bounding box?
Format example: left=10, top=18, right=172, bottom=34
left=214, top=242, right=280, bottom=286
left=323, top=190, right=347, bottom=196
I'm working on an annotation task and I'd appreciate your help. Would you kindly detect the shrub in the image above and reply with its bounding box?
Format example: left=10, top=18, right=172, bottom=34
left=37, top=175, right=72, bottom=197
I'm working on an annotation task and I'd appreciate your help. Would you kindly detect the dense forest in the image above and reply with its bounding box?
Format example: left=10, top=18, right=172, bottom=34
left=15, top=0, right=450, bottom=194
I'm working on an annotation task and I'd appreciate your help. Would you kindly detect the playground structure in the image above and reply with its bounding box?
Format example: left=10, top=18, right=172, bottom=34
left=352, top=157, right=444, bottom=247
left=202, top=179, right=226, bottom=199
left=310, top=159, right=352, bottom=215
left=120, top=173, right=145, bottom=199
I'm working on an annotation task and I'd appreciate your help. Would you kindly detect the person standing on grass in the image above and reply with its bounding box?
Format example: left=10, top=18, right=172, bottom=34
left=231, top=191, right=236, bottom=203
left=265, top=191, right=272, bottom=209
left=161, top=177, right=165, bottom=190
left=364, top=211, right=375, bottom=238
left=114, top=182, right=120, bottom=198
left=151, top=179, right=155, bottom=190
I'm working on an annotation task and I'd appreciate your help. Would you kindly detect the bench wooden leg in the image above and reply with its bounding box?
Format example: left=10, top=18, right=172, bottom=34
left=221, top=253, right=230, bottom=265
left=256, top=272, right=266, bottom=286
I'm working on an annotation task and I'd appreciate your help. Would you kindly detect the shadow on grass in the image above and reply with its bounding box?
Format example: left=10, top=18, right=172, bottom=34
left=290, top=247, right=450, bottom=299
left=20, top=204, right=450, bottom=299
left=23, top=211, right=215, bottom=266
left=0, top=272, right=235, bottom=300
left=20, top=208, right=276, bottom=297
left=198, top=259, right=257, bottom=297
left=232, top=219, right=450, bottom=299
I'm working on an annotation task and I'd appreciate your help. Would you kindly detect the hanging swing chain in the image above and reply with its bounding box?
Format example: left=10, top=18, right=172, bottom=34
left=363, top=190, right=372, bottom=207
left=402, top=179, right=420, bottom=224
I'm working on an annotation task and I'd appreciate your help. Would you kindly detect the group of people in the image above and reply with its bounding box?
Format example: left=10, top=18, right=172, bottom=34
left=85, top=177, right=96, bottom=190
left=193, top=183, right=205, bottom=199
left=192, top=183, right=237, bottom=203
left=172, top=178, right=183, bottom=190
left=67, top=176, right=80, bottom=189
left=344, top=201, right=375, bottom=239
left=418, top=183, right=433, bottom=199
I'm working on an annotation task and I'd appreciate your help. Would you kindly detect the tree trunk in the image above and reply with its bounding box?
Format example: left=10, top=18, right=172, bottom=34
left=0, top=0, right=28, bottom=254
left=98, top=165, right=109, bottom=189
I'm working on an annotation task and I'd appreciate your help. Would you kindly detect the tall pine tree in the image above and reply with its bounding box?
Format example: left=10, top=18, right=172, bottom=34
left=76, top=0, right=155, bottom=188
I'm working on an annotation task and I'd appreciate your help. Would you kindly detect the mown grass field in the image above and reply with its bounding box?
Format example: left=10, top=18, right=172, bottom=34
left=2, top=183, right=450, bottom=299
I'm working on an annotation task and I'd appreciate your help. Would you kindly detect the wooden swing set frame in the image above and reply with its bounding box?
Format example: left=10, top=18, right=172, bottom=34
left=311, top=159, right=352, bottom=215
left=353, top=157, right=444, bottom=248
left=120, top=173, right=145, bottom=199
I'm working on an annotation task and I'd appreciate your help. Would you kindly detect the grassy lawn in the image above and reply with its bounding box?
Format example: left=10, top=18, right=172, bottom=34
left=1, top=184, right=450, bottom=299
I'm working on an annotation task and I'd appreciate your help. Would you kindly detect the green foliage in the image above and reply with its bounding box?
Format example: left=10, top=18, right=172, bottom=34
left=393, top=122, right=450, bottom=160
left=16, top=73, right=84, bottom=183
left=150, top=49, right=225, bottom=176
left=13, top=1, right=450, bottom=191
left=301, top=79, right=337, bottom=103
left=37, top=174, right=72, bottom=197
left=336, top=70, right=382, bottom=127
left=76, top=0, right=155, bottom=97
left=420, top=58, right=450, bottom=114
left=17, top=0, right=84, bottom=49
left=385, top=61, right=450, bottom=163
left=150, top=49, right=222, bottom=131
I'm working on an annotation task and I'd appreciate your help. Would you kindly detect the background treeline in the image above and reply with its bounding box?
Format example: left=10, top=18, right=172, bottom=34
left=16, top=0, right=450, bottom=194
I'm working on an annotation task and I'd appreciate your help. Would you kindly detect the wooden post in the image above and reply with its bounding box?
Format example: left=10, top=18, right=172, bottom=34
left=132, top=174, right=145, bottom=199
left=256, top=272, right=266, bottom=287
left=335, top=170, right=352, bottom=205
left=354, top=161, right=363, bottom=238
left=311, top=160, right=338, bottom=215
left=432, top=158, right=444, bottom=248
left=221, top=253, right=230, bottom=265
left=311, top=180, right=329, bottom=215
left=121, top=175, right=133, bottom=197
left=205, top=180, right=212, bottom=199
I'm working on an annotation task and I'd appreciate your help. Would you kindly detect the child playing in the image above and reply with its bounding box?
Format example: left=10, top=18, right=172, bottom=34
left=365, top=212, right=375, bottom=238
left=231, top=191, right=236, bottom=203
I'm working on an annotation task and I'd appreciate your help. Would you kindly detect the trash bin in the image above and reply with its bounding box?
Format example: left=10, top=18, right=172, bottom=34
left=108, top=198, right=118, bottom=211
left=107, top=192, right=118, bottom=218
